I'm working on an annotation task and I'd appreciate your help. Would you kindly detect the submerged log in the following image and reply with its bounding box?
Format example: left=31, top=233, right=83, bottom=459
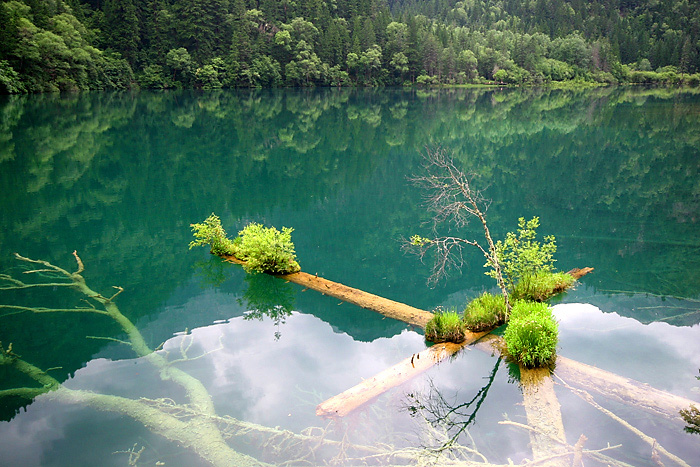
left=519, top=367, right=569, bottom=466
left=475, top=334, right=698, bottom=423
left=309, top=267, right=595, bottom=419
left=221, top=258, right=697, bottom=424
left=316, top=338, right=484, bottom=418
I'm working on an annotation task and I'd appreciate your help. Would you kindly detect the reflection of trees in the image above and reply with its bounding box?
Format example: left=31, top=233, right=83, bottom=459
left=404, top=358, right=501, bottom=456
left=240, top=273, right=295, bottom=340
left=0, top=87, right=699, bottom=335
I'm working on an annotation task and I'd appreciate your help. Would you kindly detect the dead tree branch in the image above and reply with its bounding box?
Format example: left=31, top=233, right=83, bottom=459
left=408, top=147, right=510, bottom=309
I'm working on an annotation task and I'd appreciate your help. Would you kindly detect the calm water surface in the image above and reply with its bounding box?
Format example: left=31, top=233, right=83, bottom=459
left=0, top=88, right=699, bottom=466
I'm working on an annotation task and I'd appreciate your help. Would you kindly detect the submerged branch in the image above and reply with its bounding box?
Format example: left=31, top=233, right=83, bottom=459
left=556, top=376, right=692, bottom=467
left=0, top=304, right=109, bottom=316
left=0, top=342, right=61, bottom=395
left=1, top=254, right=266, bottom=466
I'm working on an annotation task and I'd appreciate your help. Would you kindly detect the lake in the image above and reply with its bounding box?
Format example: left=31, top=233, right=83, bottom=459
left=0, top=87, right=699, bottom=466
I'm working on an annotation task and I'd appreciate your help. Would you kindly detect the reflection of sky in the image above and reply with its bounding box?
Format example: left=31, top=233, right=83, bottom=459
left=553, top=302, right=700, bottom=399
left=1, top=299, right=699, bottom=466
left=169, top=312, right=426, bottom=431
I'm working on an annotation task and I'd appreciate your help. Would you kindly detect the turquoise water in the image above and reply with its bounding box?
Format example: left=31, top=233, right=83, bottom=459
left=0, top=88, right=698, bottom=466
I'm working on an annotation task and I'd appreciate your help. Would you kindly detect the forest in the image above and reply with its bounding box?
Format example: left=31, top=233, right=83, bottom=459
left=1, top=0, right=699, bottom=92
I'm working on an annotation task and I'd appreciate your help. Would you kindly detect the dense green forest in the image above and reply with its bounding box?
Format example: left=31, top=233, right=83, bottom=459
left=1, top=0, right=700, bottom=92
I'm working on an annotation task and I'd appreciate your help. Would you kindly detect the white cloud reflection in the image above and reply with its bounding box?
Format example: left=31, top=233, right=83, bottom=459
left=553, top=302, right=700, bottom=398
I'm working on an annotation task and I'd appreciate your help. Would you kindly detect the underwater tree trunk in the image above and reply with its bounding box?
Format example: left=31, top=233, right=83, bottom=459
left=475, top=334, right=698, bottom=423
left=45, top=388, right=263, bottom=467
left=1, top=253, right=265, bottom=467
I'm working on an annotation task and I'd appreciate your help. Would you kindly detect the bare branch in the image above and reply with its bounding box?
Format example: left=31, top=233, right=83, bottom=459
left=72, top=250, right=84, bottom=274
left=0, top=304, right=109, bottom=316
left=556, top=375, right=692, bottom=467
left=86, top=336, right=134, bottom=347
left=108, top=286, right=124, bottom=302
left=408, top=147, right=510, bottom=308
left=411, top=146, right=491, bottom=231
left=0, top=272, right=74, bottom=290
left=14, top=253, right=73, bottom=278
left=169, top=333, right=225, bottom=366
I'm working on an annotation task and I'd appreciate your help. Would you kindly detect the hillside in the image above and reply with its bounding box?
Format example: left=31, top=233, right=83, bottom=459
left=1, top=0, right=698, bottom=92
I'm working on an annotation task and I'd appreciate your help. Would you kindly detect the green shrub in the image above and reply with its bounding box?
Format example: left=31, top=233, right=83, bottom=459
left=425, top=310, right=466, bottom=343
left=486, top=217, right=557, bottom=290
left=189, top=215, right=301, bottom=275
left=511, top=271, right=576, bottom=301
left=236, top=223, right=300, bottom=274
left=463, top=292, right=508, bottom=331
left=504, top=301, right=558, bottom=368
left=189, top=213, right=237, bottom=256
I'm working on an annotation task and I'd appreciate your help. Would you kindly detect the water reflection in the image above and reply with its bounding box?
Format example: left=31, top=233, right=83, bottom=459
left=240, top=273, right=295, bottom=340
left=403, top=359, right=501, bottom=455
left=1, top=274, right=699, bottom=465
left=1, top=87, right=700, bottom=465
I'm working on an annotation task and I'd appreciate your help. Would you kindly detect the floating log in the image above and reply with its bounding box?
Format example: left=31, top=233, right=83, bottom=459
left=221, top=257, right=697, bottom=423
left=222, top=255, right=433, bottom=328
left=566, top=267, right=594, bottom=280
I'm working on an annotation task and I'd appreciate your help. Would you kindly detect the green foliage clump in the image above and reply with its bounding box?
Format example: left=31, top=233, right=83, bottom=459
left=487, top=217, right=557, bottom=290
left=189, top=213, right=237, bottom=256
left=511, top=271, right=576, bottom=302
left=236, top=223, right=300, bottom=275
left=425, top=310, right=466, bottom=343
left=463, top=292, right=509, bottom=332
left=504, top=301, right=558, bottom=368
left=189, top=214, right=300, bottom=275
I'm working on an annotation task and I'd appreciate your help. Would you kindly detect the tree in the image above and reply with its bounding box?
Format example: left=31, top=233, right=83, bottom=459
left=166, top=47, right=194, bottom=85
left=102, top=0, right=140, bottom=65
left=390, top=51, right=409, bottom=82
left=457, top=49, right=478, bottom=81
left=174, top=0, right=231, bottom=63
left=408, top=148, right=511, bottom=311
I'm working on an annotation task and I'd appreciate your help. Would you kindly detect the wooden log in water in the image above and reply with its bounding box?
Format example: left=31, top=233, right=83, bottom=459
left=222, top=255, right=434, bottom=328
left=316, top=334, right=489, bottom=418
left=221, top=258, right=697, bottom=422
left=475, top=334, right=699, bottom=423
left=519, top=367, right=570, bottom=466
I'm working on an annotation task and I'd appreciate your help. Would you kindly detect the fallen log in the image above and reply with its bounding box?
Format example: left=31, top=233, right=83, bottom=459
left=222, top=255, right=433, bottom=328
left=519, top=367, right=569, bottom=466
left=316, top=338, right=482, bottom=418
left=475, top=334, right=698, bottom=423
left=219, top=257, right=697, bottom=424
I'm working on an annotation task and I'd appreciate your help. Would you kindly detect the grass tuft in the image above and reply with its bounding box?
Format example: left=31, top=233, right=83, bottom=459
left=511, top=271, right=575, bottom=301
left=425, top=310, right=466, bottom=343
left=463, top=292, right=508, bottom=332
left=504, top=301, right=558, bottom=368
